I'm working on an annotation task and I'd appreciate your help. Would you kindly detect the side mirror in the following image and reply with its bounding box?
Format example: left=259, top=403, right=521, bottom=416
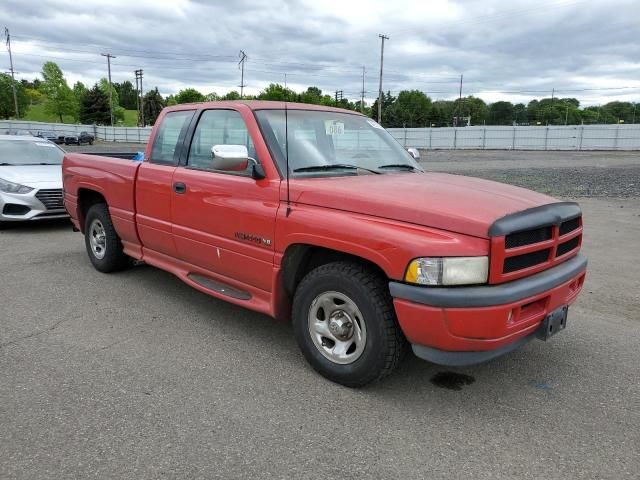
left=407, top=147, right=420, bottom=160
left=211, top=144, right=249, bottom=171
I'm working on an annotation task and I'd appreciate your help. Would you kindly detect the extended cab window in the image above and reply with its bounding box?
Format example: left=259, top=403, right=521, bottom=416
left=150, top=110, right=195, bottom=165
left=187, top=109, right=257, bottom=173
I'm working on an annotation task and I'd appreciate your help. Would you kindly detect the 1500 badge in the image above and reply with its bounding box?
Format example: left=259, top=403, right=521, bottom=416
left=234, top=232, right=272, bottom=247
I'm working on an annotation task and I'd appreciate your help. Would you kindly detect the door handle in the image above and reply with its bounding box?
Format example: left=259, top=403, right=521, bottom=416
left=173, top=182, right=186, bottom=194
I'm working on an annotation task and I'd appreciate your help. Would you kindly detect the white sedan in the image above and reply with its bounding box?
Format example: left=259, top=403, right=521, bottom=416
left=0, top=136, right=68, bottom=227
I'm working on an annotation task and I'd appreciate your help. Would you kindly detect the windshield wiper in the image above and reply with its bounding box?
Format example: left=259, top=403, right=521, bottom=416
left=293, top=164, right=381, bottom=174
left=377, top=164, right=422, bottom=172
left=0, top=162, right=15, bottom=166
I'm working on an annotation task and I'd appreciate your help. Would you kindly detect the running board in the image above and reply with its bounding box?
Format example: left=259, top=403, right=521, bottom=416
left=187, top=273, right=252, bottom=301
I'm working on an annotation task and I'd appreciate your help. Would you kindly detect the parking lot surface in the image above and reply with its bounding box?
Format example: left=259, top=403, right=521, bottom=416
left=1, top=149, right=639, bottom=479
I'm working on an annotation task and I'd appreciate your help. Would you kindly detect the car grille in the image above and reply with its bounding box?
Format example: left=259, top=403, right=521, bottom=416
left=490, top=209, right=582, bottom=283
left=35, top=189, right=64, bottom=210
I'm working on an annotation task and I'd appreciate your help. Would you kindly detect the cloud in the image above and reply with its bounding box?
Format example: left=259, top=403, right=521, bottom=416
left=2, top=0, right=638, bottom=106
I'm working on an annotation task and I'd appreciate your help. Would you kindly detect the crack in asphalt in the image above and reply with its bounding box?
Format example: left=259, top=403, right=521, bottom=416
left=0, top=318, right=69, bottom=349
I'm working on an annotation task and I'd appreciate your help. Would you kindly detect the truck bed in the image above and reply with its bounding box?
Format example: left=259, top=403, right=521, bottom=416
left=63, top=153, right=141, bottom=243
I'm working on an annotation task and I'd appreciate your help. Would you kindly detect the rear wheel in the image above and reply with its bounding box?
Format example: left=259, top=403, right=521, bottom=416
left=292, top=261, right=406, bottom=387
left=84, top=203, right=129, bottom=273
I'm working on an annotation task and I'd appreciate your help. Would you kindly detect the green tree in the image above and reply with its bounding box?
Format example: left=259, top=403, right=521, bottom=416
left=257, top=83, right=296, bottom=101
left=369, top=91, right=396, bottom=126
left=299, top=86, right=323, bottom=105
left=430, top=100, right=455, bottom=126
left=99, top=78, right=120, bottom=108
left=175, top=88, right=205, bottom=104
left=114, top=80, right=138, bottom=110
left=0, top=73, right=29, bottom=119
left=143, top=87, right=165, bottom=125
left=79, top=84, right=111, bottom=125
left=41, top=62, right=77, bottom=122
left=488, top=101, right=514, bottom=125
left=602, top=101, right=635, bottom=124
left=513, top=103, right=528, bottom=124
left=222, top=90, right=241, bottom=100
left=455, top=96, right=489, bottom=125
left=385, top=90, right=432, bottom=128
left=72, top=81, right=88, bottom=103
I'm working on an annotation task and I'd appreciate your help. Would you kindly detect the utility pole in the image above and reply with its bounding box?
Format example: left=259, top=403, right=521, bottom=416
left=135, top=69, right=144, bottom=126
left=565, top=104, right=569, bottom=125
left=377, top=34, right=389, bottom=124
left=238, top=50, right=247, bottom=98
left=360, top=66, right=365, bottom=114
left=101, top=53, right=116, bottom=126
left=456, top=74, right=463, bottom=126
left=4, top=27, right=19, bottom=118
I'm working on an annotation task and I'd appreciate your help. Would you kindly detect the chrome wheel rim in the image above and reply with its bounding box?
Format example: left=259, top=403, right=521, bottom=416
left=308, top=291, right=367, bottom=365
left=89, top=219, right=107, bottom=259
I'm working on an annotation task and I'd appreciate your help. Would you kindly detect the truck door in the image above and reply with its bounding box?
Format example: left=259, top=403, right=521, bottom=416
left=171, top=108, right=278, bottom=293
left=136, top=109, right=195, bottom=258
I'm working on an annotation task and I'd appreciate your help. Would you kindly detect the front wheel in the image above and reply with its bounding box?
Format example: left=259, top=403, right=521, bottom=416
left=292, top=261, right=406, bottom=387
left=84, top=203, right=129, bottom=273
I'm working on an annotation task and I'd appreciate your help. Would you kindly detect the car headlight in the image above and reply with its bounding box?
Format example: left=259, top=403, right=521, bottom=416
left=405, top=257, right=489, bottom=286
left=0, top=177, right=34, bottom=194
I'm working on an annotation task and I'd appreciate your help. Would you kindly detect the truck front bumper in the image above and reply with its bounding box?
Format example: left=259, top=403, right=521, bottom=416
left=389, top=254, right=587, bottom=366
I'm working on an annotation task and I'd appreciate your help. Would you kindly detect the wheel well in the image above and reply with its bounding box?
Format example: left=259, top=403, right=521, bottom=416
left=281, top=244, right=388, bottom=298
left=77, top=189, right=107, bottom=233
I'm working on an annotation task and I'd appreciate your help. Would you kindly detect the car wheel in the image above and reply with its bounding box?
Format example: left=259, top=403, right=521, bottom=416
left=84, top=203, right=129, bottom=273
left=89, top=140, right=93, bottom=145
left=292, top=261, right=406, bottom=387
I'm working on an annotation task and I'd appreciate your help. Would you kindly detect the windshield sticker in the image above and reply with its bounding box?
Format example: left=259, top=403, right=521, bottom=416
left=324, top=120, right=345, bottom=136
left=366, top=119, right=384, bottom=129
left=35, top=142, right=56, bottom=147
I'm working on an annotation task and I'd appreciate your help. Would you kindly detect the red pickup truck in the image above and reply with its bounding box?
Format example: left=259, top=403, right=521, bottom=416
left=63, top=101, right=587, bottom=386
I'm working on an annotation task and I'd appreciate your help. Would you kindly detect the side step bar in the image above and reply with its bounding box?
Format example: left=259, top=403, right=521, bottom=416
left=187, top=273, right=252, bottom=301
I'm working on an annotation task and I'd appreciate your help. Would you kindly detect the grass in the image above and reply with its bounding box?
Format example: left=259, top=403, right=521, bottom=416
left=22, top=104, right=139, bottom=127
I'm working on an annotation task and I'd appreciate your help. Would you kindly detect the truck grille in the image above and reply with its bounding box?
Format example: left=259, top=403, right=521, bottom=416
left=489, top=205, right=582, bottom=284
left=35, top=189, right=64, bottom=210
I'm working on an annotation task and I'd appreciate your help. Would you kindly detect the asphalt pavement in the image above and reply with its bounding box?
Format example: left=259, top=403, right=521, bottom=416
left=1, top=151, right=639, bottom=479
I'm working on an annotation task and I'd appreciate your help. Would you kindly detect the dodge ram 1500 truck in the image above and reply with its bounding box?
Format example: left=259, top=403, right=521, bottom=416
left=63, top=101, right=587, bottom=386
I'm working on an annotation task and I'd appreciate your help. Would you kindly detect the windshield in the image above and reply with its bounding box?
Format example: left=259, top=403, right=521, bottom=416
left=255, top=110, right=421, bottom=176
left=0, top=139, right=64, bottom=165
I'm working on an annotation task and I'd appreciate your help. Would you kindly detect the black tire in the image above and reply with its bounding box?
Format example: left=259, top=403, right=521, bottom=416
left=84, top=203, right=129, bottom=273
left=89, top=140, right=93, bottom=145
left=292, top=261, right=406, bottom=387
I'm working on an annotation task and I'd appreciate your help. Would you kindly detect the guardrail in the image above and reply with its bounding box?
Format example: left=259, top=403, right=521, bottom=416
left=387, top=124, right=640, bottom=150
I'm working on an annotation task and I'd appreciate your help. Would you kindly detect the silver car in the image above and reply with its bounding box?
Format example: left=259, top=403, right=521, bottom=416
left=0, top=136, right=67, bottom=227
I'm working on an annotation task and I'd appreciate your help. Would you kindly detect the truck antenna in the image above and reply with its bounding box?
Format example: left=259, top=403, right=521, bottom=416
left=285, top=96, right=291, bottom=217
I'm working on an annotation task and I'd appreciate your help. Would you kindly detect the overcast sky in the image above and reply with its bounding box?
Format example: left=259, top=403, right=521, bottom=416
left=2, top=0, right=638, bottom=106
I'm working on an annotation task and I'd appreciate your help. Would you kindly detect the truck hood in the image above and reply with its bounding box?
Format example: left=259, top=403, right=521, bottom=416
left=288, top=172, right=557, bottom=238
left=0, top=165, right=62, bottom=186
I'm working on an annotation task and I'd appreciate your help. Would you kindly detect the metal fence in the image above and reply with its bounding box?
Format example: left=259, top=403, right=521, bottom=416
left=0, top=120, right=152, bottom=143
left=388, top=124, right=640, bottom=150
left=3, top=119, right=640, bottom=150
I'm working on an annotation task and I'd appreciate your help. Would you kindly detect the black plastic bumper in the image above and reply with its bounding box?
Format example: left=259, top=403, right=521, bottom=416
left=389, top=254, right=587, bottom=308
left=412, top=332, right=537, bottom=367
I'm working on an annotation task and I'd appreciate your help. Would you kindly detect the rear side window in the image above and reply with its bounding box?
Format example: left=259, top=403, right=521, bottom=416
left=150, top=110, right=195, bottom=165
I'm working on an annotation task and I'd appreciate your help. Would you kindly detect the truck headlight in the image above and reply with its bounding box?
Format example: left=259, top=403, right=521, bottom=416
left=405, top=257, right=489, bottom=286
left=0, top=177, right=34, bottom=194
